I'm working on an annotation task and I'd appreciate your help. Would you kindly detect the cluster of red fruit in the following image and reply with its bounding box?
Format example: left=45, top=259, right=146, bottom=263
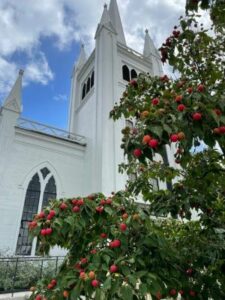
left=71, top=198, right=84, bottom=213
left=47, top=279, right=57, bottom=290
left=95, top=198, right=112, bottom=213
left=46, top=209, right=56, bottom=220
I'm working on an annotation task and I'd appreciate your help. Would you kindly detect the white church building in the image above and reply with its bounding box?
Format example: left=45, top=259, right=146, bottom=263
left=0, top=0, right=169, bottom=256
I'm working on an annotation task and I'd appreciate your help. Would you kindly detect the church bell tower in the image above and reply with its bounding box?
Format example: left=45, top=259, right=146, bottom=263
left=68, top=0, right=163, bottom=195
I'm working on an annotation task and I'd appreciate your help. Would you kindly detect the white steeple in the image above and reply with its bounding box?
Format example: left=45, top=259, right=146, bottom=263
left=76, top=44, right=87, bottom=70
left=143, top=29, right=163, bottom=75
left=143, top=29, right=158, bottom=59
left=3, top=70, right=23, bottom=113
left=95, top=4, right=116, bottom=38
left=108, top=0, right=126, bottom=45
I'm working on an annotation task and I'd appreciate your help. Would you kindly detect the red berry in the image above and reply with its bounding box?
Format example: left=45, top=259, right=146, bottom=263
left=80, top=258, right=88, bottom=264
left=213, top=127, right=220, bottom=134
left=60, top=203, right=67, bottom=210
left=170, top=134, right=179, bottom=143
left=49, top=210, right=56, bottom=217
left=133, top=148, right=142, bottom=158
left=100, top=233, right=107, bottom=239
left=122, top=213, right=128, bottom=219
left=152, top=98, right=160, bottom=105
left=100, top=199, right=106, bottom=206
left=148, top=139, right=159, bottom=148
left=38, top=211, right=45, bottom=219
left=35, top=295, right=42, bottom=300
left=177, top=104, right=186, bottom=112
left=214, top=108, right=222, bottom=116
left=106, top=198, right=112, bottom=205
left=192, top=112, right=202, bottom=121
left=175, top=95, right=183, bottom=102
left=109, top=265, right=118, bottom=273
left=91, top=279, right=100, bottom=287
left=90, top=249, right=97, bottom=254
left=169, top=289, right=177, bottom=296
left=130, top=80, right=137, bottom=87
left=40, top=229, right=47, bottom=236
left=197, top=84, right=204, bottom=92
left=77, top=199, right=84, bottom=206
left=28, top=221, right=37, bottom=229
left=113, top=239, right=121, bottom=248
left=219, top=126, right=225, bottom=134
left=187, top=87, right=193, bottom=94
left=120, top=223, right=127, bottom=231
left=74, top=263, right=82, bottom=270
left=179, top=290, right=184, bottom=295
left=73, top=206, right=80, bottom=213
left=72, top=199, right=78, bottom=205
left=79, top=271, right=86, bottom=280
left=189, top=290, right=196, bottom=297
left=46, top=228, right=53, bottom=235
left=51, top=279, right=57, bottom=286
left=96, top=206, right=104, bottom=213
left=47, top=283, right=54, bottom=289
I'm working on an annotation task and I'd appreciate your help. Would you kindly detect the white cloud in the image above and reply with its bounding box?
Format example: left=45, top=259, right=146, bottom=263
left=24, top=53, right=54, bottom=86
left=53, top=94, right=68, bottom=102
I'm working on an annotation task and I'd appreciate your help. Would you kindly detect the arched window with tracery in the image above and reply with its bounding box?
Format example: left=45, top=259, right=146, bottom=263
left=16, top=174, right=41, bottom=256
left=16, top=167, right=57, bottom=256
left=122, top=65, right=130, bottom=81
left=131, top=69, right=138, bottom=79
left=91, top=71, right=94, bottom=87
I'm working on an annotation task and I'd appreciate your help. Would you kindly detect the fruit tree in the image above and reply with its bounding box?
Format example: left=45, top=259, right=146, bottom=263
left=29, top=3, right=225, bottom=300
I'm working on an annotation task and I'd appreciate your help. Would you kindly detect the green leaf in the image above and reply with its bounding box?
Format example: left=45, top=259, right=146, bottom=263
left=102, top=277, right=111, bottom=291
left=120, top=285, right=133, bottom=300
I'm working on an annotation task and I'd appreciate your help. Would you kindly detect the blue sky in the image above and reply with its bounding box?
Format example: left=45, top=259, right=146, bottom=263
left=0, top=0, right=188, bottom=130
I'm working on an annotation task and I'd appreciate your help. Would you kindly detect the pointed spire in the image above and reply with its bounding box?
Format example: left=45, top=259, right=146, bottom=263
left=76, top=44, right=87, bottom=70
left=108, top=0, right=126, bottom=45
left=3, top=70, right=23, bottom=113
left=143, top=29, right=160, bottom=59
left=100, top=4, right=111, bottom=25
left=95, top=4, right=116, bottom=39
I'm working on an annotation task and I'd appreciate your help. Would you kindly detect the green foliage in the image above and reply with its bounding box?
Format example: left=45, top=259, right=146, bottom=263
left=0, top=259, right=59, bottom=293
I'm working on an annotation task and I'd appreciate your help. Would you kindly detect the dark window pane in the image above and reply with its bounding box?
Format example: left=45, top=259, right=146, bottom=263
left=42, top=176, right=57, bottom=209
left=41, top=168, right=50, bottom=179
left=36, top=176, right=57, bottom=255
left=122, top=65, right=130, bottom=81
left=82, top=84, right=86, bottom=100
left=131, top=69, right=138, bottom=79
left=86, top=78, right=91, bottom=93
left=91, top=71, right=94, bottom=87
left=16, top=174, right=40, bottom=256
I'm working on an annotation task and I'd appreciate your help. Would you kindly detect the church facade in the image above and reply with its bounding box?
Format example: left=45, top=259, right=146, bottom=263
left=0, top=0, right=171, bottom=256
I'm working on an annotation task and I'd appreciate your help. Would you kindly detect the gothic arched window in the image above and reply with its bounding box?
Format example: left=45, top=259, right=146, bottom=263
left=122, top=65, right=130, bottom=81
left=82, top=84, right=86, bottom=100
left=16, top=174, right=41, bottom=256
left=131, top=69, right=138, bottom=79
left=91, top=71, right=94, bottom=87
left=86, top=78, right=91, bottom=94
left=17, top=168, right=57, bottom=256
left=42, top=176, right=57, bottom=209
